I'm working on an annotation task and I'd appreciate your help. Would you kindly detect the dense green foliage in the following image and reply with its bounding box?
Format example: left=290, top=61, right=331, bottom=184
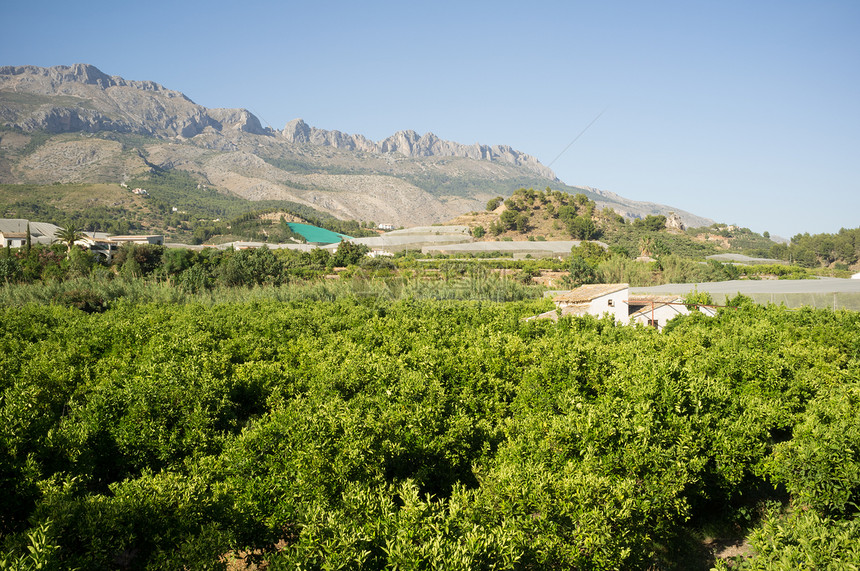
left=489, top=188, right=608, bottom=241
left=1, top=295, right=858, bottom=569
left=684, top=225, right=775, bottom=258
left=771, top=227, right=860, bottom=269
left=0, top=238, right=823, bottom=300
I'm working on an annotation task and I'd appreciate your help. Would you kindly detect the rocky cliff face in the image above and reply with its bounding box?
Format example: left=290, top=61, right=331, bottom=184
left=0, top=64, right=266, bottom=138
left=281, top=119, right=556, bottom=179
left=1, top=65, right=555, bottom=178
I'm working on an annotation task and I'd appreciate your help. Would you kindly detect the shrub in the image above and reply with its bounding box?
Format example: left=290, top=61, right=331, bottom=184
left=55, top=289, right=105, bottom=313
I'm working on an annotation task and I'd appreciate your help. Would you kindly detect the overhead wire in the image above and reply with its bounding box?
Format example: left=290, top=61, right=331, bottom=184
left=547, top=107, right=608, bottom=168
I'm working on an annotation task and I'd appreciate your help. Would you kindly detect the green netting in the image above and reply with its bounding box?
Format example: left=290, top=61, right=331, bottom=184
left=287, top=222, right=352, bottom=244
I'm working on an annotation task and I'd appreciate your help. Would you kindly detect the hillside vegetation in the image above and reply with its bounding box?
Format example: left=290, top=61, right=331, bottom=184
left=456, top=188, right=746, bottom=257
left=453, top=187, right=859, bottom=272
left=0, top=169, right=377, bottom=244
left=771, top=228, right=860, bottom=269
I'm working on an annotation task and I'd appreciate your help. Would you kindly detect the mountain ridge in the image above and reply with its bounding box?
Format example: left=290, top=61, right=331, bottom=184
left=0, top=64, right=713, bottom=228
left=0, top=64, right=553, bottom=178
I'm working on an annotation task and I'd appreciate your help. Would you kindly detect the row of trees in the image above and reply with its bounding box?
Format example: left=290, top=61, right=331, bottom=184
left=1, top=240, right=822, bottom=297
left=0, top=241, right=372, bottom=290
left=565, top=245, right=795, bottom=287
left=770, top=227, right=860, bottom=268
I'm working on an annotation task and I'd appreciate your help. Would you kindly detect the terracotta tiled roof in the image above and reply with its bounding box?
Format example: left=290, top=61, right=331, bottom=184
left=553, top=283, right=628, bottom=304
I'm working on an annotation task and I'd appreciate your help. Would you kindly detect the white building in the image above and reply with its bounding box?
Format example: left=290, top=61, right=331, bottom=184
left=551, top=283, right=630, bottom=323
left=0, top=219, right=63, bottom=248
left=0, top=230, right=27, bottom=248
left=529, top=284, right=718, bottom=330
left=109, top=235, right=164, bottom=246
left=78, top=233, right=118, bottom=261
left=627, top=295, right=717, bottom=330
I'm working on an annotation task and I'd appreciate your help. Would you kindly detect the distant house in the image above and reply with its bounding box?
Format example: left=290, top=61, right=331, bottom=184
left=551, top=283, right=630, bottom=324
left=368, top=249, right=394, bottom=258
left=627, top=295, right=683, bottom=329
left=109, top=235, right=164, bottom=246
left=378, top=224, right=396, bottom=231
left=529, top=284, right=717, bottom=330
left=0, top=231, right=27, bottom=249
left=0, top=218, right=63, bottom=247
left=78, top=233, right=118, bottom=261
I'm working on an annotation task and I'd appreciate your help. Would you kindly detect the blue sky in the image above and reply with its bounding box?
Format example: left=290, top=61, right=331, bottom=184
left=3, top=0, right=858, bottom=238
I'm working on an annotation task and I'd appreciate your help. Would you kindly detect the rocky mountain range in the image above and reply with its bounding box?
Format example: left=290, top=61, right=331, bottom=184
left=0, top=64, right=712, bottom=227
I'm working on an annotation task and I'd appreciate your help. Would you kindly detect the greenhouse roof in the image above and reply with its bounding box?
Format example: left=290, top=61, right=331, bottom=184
left=287, top=222, right=352, bottom=245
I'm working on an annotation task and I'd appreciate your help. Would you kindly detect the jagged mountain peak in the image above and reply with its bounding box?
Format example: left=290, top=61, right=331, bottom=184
left=280, top=118, right=556, bottom=179
left=1, top=64, right=556, bottom=178
left=0, top=64, right=269, bottom=138
left=0, top=63, right=185, bottom=98
left=0, top=64, right=712, bottom=228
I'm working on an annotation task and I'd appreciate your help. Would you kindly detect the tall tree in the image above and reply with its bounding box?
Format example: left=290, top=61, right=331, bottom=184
left=56, top=225, right=83, bottom=257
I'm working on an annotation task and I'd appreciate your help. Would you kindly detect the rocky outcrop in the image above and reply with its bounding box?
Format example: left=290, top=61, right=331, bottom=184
left=0, top=64, right=188, bottom=98
left=15, top=107, right=119, bottom=134
left=0, top=64, right=257, bottom=139
left=207, top=108, right=267, bottom=135
left=281, top=119, right=375, bottom=151
left=280, top=119, right=556, bottom=179
left=665, top=211, right=686, bottom=231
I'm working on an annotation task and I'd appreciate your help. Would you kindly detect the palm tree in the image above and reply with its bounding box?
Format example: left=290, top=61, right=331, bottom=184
left=56, top=225, right=83, bottom=257
left=638, top=236, right=654, bottom=258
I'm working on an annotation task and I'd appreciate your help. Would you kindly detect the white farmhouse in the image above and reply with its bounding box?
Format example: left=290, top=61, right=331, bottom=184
left=529, top=284, right=719, bottom=330
left=551, top=283, right=630, bottom=324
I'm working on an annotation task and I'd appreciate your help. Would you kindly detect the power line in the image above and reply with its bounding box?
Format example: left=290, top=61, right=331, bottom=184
left=547, top=107, right=608, bottom=168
